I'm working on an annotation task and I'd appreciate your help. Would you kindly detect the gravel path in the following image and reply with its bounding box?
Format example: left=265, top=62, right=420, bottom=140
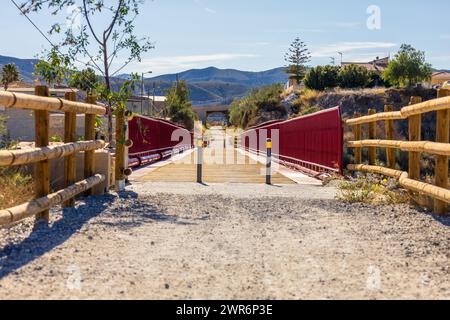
left=0, top=182, right=449, bottom=300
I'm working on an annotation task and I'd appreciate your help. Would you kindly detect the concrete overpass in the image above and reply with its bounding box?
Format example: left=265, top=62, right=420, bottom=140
left=193, top=105, right=230, bottom=123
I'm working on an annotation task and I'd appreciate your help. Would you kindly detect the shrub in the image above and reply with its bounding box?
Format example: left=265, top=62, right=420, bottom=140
left=165, top=81, right=197, bottom=130
left=0, top=167, right=34, bottom=210
left=338, top=64, right=371, bottom=88
left=229, top=84, right=286, bottom=128
left=382, top=44, right=432, bottom=88
left=337, top=173, right=410, bottom=205
left=304, top=65, right=340, bottom=91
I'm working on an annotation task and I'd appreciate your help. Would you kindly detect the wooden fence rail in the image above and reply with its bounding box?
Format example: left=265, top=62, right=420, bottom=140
left=346, top=89, right=450, bottom=215
left=0, top=86, right=108, bottom=227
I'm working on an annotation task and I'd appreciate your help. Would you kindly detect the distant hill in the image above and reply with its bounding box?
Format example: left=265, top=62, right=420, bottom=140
left=140, top=67, right=288, bottom=106
left=0, top=54, right=288, bottom=106
left=0, top=55, right=39, bottom=83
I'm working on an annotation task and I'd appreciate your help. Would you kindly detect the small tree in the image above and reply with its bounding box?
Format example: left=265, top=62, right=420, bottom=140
left=382, top=44, right=432, bottom=87
left=21, top=0, right=154, bottom=142
left=338, top=64, right=371, bottom=88
left=304, top=65, right=340, bottom=91
left=68, top=67, right=100, bottom=94
left=1, top=64, right=20, bottom=90
left=284, top=37, right=311, bottom=83
left=165, top=81, right=197, bottom=131
left=34, top=47, right=71, bottom=87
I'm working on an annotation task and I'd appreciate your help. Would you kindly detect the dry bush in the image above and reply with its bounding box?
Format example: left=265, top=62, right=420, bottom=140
left=0, top=167, right=34, bottom=210
left=337, top=172, right=410, bottom=205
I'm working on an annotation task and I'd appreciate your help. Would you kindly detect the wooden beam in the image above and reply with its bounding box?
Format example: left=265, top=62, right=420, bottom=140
left=368, top=109, right=376, bottom=165
left=435, top=89, right=450, bottom=215
left=0, top=90, right=106, bottom=115
left=0, top=174, right=105, bottom=227
left=346, top=95, right=450, bottom=125
left=63, top=92, right=77, bottom=208
left=0, top=140, right=105, bottom=166
left=346, top=111, right=404, bottom=125
left=384, top=105, right=396, bottom=169
left=347, top=140, right=450, bottom=156
left=347, top=164, right=450, bottom=204
left=34, top=85, right=50, bottom=222
left=408, top=96, right=423, bottom=181
left=84, top=95, right=97, bottom=196
left=352, top=112, right=362, bottom=164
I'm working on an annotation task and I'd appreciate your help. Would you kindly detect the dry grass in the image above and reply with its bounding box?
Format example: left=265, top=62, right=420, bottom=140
left=337, top=172, right=410, bottom=205
left=0, top=168, right=35, bottom=210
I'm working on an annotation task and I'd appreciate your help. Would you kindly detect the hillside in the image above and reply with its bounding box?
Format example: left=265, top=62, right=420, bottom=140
left=118, top=66, right=288, bottom=106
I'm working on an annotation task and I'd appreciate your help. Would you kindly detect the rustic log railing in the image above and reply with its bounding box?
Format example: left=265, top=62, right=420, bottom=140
left=346, top=90, right=450, bottom=215
left=0, top=86, right=107, bottom=227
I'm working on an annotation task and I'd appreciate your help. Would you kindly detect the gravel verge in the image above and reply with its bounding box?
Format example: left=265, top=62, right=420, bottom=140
left=0, top=182, right=448, bottom=300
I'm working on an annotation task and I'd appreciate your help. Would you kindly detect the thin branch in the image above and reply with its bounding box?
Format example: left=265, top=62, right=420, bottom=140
left=83, top=0, right=103, bottom=46
left=104, top=0, right=124, bottom=41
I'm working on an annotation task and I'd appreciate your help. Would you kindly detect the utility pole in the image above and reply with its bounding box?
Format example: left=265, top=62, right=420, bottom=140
left=152, top=82, right=156, bottom=117
left=330, top=57, right=336, bottom=66
left=338, top=52, right=343, bottom=66
left=141, top=71, right=152, bottom=115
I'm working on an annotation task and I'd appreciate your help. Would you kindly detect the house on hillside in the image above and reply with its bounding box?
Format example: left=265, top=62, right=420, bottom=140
left=430, top=71, right=450, bottom=87
left=341, top=56, right=390, bottom=74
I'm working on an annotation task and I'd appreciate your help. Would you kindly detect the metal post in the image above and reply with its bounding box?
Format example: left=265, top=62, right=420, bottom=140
left=197, top=142, right=203, bottom=183
left=266, top=138, right=272, bottom=185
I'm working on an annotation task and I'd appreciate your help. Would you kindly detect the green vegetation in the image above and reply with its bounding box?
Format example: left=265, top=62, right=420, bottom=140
left=382, top=44, right=432, bottom=87
left=337, top=173, right=410, bottom=205
left=34, top=47, right=71, bottom=87
left=1, top=63, right=20, bottom=90
left=165, top=81, right=197, bottom=131
left=229, top=84, right=286, bottom=129
left=304, top=64, right=376, bottom=90
left=338, top=64, right=371, bottom=89
left=50, top=134, right=63, bottom=143
left=304, top=65, right=340, bottom=91
left=68, top=68, right=100, bottom=94
left=284, top=37, right=311, bottom=83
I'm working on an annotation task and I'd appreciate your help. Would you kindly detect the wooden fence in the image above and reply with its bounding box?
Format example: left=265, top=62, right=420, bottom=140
left=346, top=89, right=450, bottom=215
left=0, top=86, right=107, bottom=226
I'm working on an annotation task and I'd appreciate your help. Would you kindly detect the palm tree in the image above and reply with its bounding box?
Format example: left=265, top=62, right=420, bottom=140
left=1, top=64, right=20, bottom=91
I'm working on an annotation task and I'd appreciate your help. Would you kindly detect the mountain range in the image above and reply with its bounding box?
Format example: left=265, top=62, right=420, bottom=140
left=0, top=54, right=288, bottom=106
left=119, top=66, right=289, bottom=105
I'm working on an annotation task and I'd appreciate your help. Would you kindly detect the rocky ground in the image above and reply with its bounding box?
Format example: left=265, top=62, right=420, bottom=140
left=0, top=182, right=449, bottom=300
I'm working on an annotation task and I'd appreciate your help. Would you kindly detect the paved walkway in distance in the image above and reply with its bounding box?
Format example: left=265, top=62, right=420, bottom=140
left=135, top=148, right=296, bottom=184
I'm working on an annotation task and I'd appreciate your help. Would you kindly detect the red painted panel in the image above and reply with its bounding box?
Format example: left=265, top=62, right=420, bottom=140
left=128, top=115, right=192, bottom=158
left=242, top=107, right=343, bottom=174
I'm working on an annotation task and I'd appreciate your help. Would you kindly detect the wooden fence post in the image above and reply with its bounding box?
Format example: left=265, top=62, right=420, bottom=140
left=34, top=85, right=50, bottom=222
left=84, top=95, right=97, bottom=196
left=115, top=111, right=126, bottom=191
left=352, top=112, right=362, bottom=164
left=368, top=109, right=376, bottom=165
left=435, top=89, right=449, bottom=215
left=384, top=105, right=396, bottom=169
left=408, top=96, right=423, bottom=181
left=63, top=92, right=77, bottom=207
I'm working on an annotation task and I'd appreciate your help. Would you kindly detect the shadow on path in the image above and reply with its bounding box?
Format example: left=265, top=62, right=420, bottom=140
left=0, top=191, right=198, bottom=280
left=0, top=194, right=115, bottom=279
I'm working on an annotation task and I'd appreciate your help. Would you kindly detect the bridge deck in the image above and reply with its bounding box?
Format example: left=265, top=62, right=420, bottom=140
left=135, top=148, right=295, bottom=184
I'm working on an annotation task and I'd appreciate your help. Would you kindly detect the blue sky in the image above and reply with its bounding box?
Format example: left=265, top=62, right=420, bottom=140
left=2, top=0, right=450, bottom=75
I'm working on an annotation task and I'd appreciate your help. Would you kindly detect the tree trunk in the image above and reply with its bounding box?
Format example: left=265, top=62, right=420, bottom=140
left=102, top=42, right=113, bottom=144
